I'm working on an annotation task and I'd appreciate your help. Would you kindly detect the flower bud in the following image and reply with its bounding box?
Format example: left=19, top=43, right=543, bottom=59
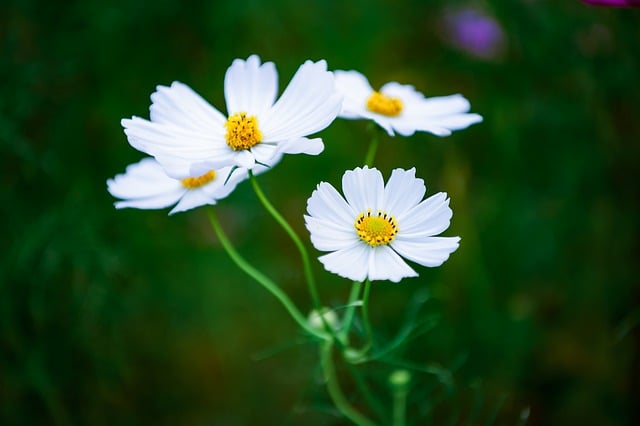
left=307, top=308, right=340, bottom=332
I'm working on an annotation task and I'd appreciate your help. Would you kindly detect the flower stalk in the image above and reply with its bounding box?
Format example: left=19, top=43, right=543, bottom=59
left=248, top=171, right=344, bottom=343
left=364, top=124, right=380, bottom=167
left=207, top=208, right=328, bottom=340
left=321, top=341, right=376, bottom=426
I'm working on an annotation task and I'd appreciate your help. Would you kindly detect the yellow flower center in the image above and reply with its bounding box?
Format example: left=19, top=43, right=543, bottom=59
left=225, top=112, right=263, bottom=151
left=181, top=170, right=216, bottom=189
left=366, top=91, right=403, bottom=117
left=355, top=210, right=399, bottom=247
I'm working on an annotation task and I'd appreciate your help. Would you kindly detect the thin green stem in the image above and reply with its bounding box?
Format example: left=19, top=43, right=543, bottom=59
left=389, top=370, right=411, bottom=426
left=344, top=279, right=373, bottom=364
left=361, top=279, right=373, bottom=348
left=207, top=208, right=327, bottom=340
left=321, top=341, right=376, bottom=426
left=248, top=171, right=347, bottom=346
left=363, top=127, right=380, bottom=167
left=339, top=281, right=362, bottom=342
left=249, top=172, right=323, bottom=310
left=345, top=362, right=389, bottom=423
left=392, top=387, right=408, bottom=426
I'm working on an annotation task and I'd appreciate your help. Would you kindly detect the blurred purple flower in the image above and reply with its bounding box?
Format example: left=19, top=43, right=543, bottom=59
left=442, top=8, right=505, bottom=60
left=582, top=0, right=640, bottom=6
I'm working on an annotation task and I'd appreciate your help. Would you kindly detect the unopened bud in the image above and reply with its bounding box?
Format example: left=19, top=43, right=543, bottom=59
left=307, top=308, right=340, bottom=332
left=388, top=369, right=411, bottom=390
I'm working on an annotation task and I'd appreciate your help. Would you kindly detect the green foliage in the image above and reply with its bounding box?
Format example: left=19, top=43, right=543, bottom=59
left=1, top=0, right=639, bottom=424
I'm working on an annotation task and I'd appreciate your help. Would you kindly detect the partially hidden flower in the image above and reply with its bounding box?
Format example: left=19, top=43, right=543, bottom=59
left=122, top=55, right=343, bottom=179
left=107, top=157, right=250, bottom=215
left=304, top=166, right=460, bottom=283
left=441, top=7, right=506, bottom=60
left=334, top=70, right=482, bottom=137
left=582, top=0, right=640, bottom=6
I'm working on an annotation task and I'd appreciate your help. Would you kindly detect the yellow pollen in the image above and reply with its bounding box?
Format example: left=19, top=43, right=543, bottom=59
left=181, top=170, right=216, bottom=189
left=366, top=91, right=403, bottom=117
left=225, top=112, right=263, bottom=151
left=355, top=210, right=399, bottom=247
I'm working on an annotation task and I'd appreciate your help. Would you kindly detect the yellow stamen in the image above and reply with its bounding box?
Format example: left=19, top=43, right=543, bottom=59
left=181, top=170, right=216, bottom=189
left=355, top=209, right=399, bottom=247
left=225, top=112, right=263, bottom=151
left=366, top=91, right=403, bottom=117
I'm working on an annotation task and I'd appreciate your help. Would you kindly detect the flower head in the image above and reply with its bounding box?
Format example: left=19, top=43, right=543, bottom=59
left=122, top=55, right=343, bottom=179
left=106, top=157, right=251, bottom=215
left=441, top=7, right=506, bottom=59
left=304, top=166, right=460, bottom=283
left=334, top=70, right=482, bottom=137
left=582, top=0, right=640, bottom=6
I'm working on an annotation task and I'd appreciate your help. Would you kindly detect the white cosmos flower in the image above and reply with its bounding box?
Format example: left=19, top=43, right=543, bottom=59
left=107, top=157, right=251, bottom=215
left=121, top=55, right=343, bottom=179
left=334, top=69, right=482, bottom=137
left=304, top=166, right=460, bottom=283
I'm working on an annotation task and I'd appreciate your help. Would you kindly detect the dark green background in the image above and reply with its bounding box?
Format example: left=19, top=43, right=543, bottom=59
left=2, top=0, right=639, bottom=424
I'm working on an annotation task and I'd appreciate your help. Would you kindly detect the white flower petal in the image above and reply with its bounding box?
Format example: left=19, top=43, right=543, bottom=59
left=250, top=151, right=283, bottom=172
left=318, top=242, right=370, bottom=282
left=168, top=188, right=215, bottom=215
left=380, top=82, right=427, bottom=105
left=397, top=192, right=452, bottom=237
left=250, top=143, right=279, bottom=167
left=368, top=246, right=417, bottom=282
left=275, top=137, right=324, bottom=156
left=261, top=60, right=342, bottom=141
left=108, top=158, right=186, bottom=210
left=333, top=70, right=374, bottom=119
left=224, top=55, right=278, bottom=117
left=383, top=168, right=425, bottom=216
left=306, top=182, right=356, bottom=225
left=370, top=116, right=397, bottom=136
left=342, top=166, right=384, bottom=213
left=114, top=191, right=185, bottom=210
left=391, top=236, right=460, bottom=267
left=416, top=113, right=483, bottom=132
left=199, top=166, right=248, bottom=201
left=389, top=115, right=452, bottom=137
left=107, top=158, right=182, bottom=199
left=149, top=81, right=227, bottom=131
left=305, top=215, right=358, bottom=251
left=414, top=94, right=472, bottom=116
left=121, top=117, right=233, bottom=176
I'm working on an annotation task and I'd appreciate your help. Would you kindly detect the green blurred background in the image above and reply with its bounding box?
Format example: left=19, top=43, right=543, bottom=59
left=2, top=0, right=639, bottom=424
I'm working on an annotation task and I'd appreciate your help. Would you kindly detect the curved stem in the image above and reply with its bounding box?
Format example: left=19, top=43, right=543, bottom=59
left=207, top=208, right=328, bottom=340
left=321, top=341, right=376, bottom=426
left=249, top=172, right=333, bottom=333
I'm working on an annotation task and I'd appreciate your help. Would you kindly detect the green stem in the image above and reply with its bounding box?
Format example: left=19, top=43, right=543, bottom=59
left=339, top=281, right=363, bottom=342
left=207, top=208, right=327, bottom=340
left=392, top=387, right=408, bottom=426
left=361, top=279, right=373, bottom=349
left=364, top=126, right=380, bottom=167
left=321, top=341, right=376, bottom=426
left=248, top=172, right=331, bottom=331
left=345, top=362, right=389, bottom=423
left=344, top=280, right=373, bottom=364
left=389, top=370, right=411, bottom=426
